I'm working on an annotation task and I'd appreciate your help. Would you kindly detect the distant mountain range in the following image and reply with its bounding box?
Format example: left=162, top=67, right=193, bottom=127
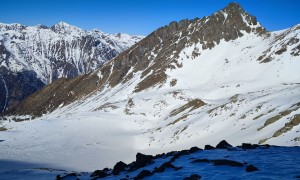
left=1, top=2, right=300, bottom=174
left=0, top=22, right=144, bottom=112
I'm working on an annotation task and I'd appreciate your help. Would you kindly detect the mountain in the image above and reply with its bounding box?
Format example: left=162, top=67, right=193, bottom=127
left=1, top=2, right=300, bottom=172
left=0, top=22, right=144, bottom=112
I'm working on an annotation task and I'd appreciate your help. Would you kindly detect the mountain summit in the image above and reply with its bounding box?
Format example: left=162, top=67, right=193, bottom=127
left=50, top=21, right=86, bottom=35
left=1, top=2, right=300, bottom=171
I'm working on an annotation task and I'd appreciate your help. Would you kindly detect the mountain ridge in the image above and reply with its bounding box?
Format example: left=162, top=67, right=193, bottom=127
left=0, top=21, right=144, bottom=112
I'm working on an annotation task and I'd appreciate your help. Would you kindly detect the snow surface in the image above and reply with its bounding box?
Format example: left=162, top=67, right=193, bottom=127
left=0, top=146, right=299, bottom=179
left=1, top=25, right=300, bottom=174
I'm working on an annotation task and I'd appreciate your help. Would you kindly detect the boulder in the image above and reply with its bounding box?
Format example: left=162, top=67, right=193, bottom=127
left=112, top=161, right=128, bottom=175
left=204, top=145, right=215, bottom=150
left=135, top=153, right=154, bottom=169
left=216, top=140, right=233, bottom=149
left=189, top=146, right=202, bottom=153
left=90, top=170, right=108, bottom=178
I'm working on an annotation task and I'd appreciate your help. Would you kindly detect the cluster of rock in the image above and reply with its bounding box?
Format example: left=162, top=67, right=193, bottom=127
left=57, top=140, right=265, bottom=180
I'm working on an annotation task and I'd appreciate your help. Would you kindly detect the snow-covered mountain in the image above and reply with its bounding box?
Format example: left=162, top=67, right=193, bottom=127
left=1, top=2, right=300, bottom=172
left=0, top=22, right=144, bottom=112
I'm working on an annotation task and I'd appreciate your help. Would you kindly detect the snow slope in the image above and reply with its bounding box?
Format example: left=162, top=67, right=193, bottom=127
left=1, top=144, right=299, bottom=179
left=0, top=2, right=300, bottom=174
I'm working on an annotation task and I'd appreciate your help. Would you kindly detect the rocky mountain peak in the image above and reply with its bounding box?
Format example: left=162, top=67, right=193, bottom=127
left=50, top=21, right=83, bottom=35
left=223, top=2, right=242, bottom=11
left=221, top=2, right=264, bottom=31
left=36, top=24, right=49, bottom=29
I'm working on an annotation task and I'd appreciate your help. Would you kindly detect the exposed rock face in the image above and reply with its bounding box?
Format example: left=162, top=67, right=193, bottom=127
left=0, top=67, right=44, bottom=112
left=0, top=22, right=143, bottom=111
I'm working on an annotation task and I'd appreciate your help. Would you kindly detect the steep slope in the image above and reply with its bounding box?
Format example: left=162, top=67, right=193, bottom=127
left=0, top=22, right=143, bottom=112
left=1, top=2, right=300, bottom=171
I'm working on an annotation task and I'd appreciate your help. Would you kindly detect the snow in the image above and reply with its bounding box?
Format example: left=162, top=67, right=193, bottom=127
left=1, top=146, right=299, bottom=179
left=0, top=23, right=300, bottom=175
left=0, top=22, right=144, bottom=84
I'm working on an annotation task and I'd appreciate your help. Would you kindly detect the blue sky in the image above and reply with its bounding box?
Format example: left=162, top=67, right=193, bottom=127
left=0, top=0, right=300, bottom=35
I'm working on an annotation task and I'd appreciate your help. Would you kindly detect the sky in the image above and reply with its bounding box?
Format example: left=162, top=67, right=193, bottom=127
left=0, top=0, right=300, bottom=35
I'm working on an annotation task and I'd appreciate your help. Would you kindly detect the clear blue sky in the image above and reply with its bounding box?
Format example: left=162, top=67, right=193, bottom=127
left=0, top=0, right=300, bottom=35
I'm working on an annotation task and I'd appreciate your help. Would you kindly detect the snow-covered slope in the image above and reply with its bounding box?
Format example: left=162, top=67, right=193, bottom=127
left=1, top=142, right=300, bottom=179
left=1, top=2, right=300, bottom=172
left=0, top=22, right=143, bottom=112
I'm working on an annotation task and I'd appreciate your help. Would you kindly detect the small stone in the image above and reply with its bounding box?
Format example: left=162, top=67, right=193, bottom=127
left=246, top=164, right=259, bottom=172
left=183, top=174, right=202, bottom=180
left=134, top=170, right=153, bottom=180
left=212, top=159, right=243, bottom=167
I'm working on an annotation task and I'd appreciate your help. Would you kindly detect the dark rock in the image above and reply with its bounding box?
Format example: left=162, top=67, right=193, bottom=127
left=134, top=170, right=153, bottom=180
left=170, top=150, right=190, bottom=162
left=103, top=167, right=110, bottom=172
left=135, top=153, right=154, bottom=169
left=154, top=153, right=165, bottom=159
left=204, top=145, right=215, bottom=150
left=212, top=159, right=243, bottom=167
left=153, top=162, right=182, bottom=173
left=189, top=146, right=202, bottom=153
left=191, top=158, right=210, bottom=163
left=90, top=170, right=108, bottom=178
left=56, top=175, right=61, bottom=180
left=260, top=144, right=271, bottom=148
left=241, top=143, right=259, bottom=149
left=112, top=161, right=128, bottom=175
left=165, top=151, right=176, bottom=157
left=216, top=140, right=233, bottom=149
left=246, top=164, right=259, bottom=172
left=183, top=174, right=202, bottom=180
